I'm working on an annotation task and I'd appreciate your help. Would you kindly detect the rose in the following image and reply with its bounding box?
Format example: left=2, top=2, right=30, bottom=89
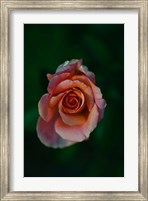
left=36, top=59, right=106, bottom=148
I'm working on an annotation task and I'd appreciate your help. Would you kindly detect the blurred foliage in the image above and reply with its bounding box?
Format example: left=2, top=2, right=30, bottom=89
left=24, top=24, right=124, bottom=177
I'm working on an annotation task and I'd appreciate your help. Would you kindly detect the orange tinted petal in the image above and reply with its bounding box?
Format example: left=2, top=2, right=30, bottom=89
left=81, top=103, right=99, bottom=138
left=55, top=118, right=86, bottom=142
left=71, top=75, right=90, bottom=85
left=47, top=72, right=71, bottom=94
left=72, top=74, right=102, bottom=99
left=58, top=98, right=87, bottom=126
left=54, top=79, right=94, bottom=111
left=62, top=88, right=85, bottom=114
left=55, top=104, right=99, bottom=142
left=49, top=92, right=65, bottom=107
left=89, top=81, right=102, bottom=99
left=38, top=94, right=56, bottom=122
left=72, top=75, right=106, bottom=118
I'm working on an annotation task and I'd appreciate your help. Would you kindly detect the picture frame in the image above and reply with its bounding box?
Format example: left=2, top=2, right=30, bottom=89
left=0, top=0, right=147, bottom=200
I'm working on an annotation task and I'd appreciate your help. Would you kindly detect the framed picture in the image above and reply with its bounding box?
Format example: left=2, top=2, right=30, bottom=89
left=0, top=0, right=147, bottom=201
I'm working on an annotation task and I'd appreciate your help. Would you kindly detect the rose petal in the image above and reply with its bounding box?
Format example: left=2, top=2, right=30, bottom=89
left=71, top=75, right=106, bottom=118
left=53, top=79, right=94, bottom=111
left=89, top=81, right=106, bottom=118
left=96, top=99, right=106, bottom=120
left=72, top=75, right=102, bottom=99
left=38, top=94, right=56, bottom=122
left=71, top=74, right=90, bottom=85
left=37, top=117, right=75, bottom=148
left=62, top=88, right=85, bottom=114
left=71, top=74, right=102, bottom=102
left=55, top=119, right=86, bottom=142
left=78, top=65, right=96, bottom=83
left=89, top=81, right=103, bottom=99
left=55, top=104, right=99, bottom=142
left=56, top=59, right=82, bottom=73
left=47, top=73, right=54, bottom=80
left=47, top=72, right=71, bottom=94
left=59, top=111, right=87, bottom=126
left=58, top=89, right=87, bottom=126
left=58, top=97, right=87, bottom=125
left=47, top=59, right=81, bottom=82
left=88, top=81, right=106, bottom=119
left=49, top=92, right=65, bottom=107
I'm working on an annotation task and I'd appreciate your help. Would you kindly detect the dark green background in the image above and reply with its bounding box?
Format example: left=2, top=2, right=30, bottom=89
left=24, top=24, right=124, bottom=177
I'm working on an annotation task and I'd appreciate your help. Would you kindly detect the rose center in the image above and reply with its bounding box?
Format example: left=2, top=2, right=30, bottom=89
left=61, top=89, right=86, bottom=114
left=63, top=92, right=81, bottom=109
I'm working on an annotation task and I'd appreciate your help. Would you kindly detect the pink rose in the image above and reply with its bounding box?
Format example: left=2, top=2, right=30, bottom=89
left=37, top=59, right=106, bottom=148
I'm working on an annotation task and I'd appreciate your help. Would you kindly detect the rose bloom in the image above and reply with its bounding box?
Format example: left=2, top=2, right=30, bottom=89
left=37, top=59, right=106, bottom=148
